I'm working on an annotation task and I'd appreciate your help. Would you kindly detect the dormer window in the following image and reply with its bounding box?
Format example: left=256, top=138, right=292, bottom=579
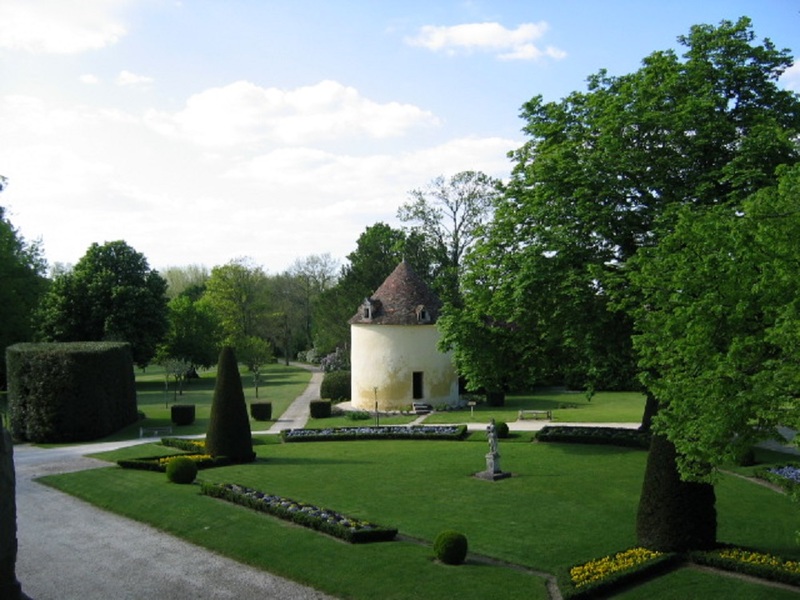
left=416, top=305, right=431, bottom=323
left=362, top=298, right=380, bottom=322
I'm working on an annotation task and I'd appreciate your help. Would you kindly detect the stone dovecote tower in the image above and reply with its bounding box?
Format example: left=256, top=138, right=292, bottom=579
left=349, top=261, right=459, bottom=411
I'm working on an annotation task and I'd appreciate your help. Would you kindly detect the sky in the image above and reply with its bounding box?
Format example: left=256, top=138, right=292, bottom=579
left=1, top=1, right=799, bottom=275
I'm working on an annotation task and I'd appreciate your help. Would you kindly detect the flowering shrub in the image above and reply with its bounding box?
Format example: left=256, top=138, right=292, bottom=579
left=537, top=426, right=651, bottom=449
left=201, top=482, right=397, bottom=543
left=281, top=425, right=467, bottom=442
left=161, top=437, right=206, bottom=452
left=690, top=547, right=800, bottom=587
left=320, top=347, right=350, bottom=372
left=757, top=463, right=800, bottom=493
left=570, top=548, right=664, bottom=589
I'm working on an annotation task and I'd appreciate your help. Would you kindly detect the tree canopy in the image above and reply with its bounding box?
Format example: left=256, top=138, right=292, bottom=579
left=445, top=17, right=800, bottom=394
left=36, top=240, right=168, bottom=367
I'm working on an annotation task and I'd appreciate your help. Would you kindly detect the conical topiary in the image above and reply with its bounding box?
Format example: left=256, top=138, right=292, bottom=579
left=636, top=434, right=716, bottom=552
left=205, top=346, right=255, bottom=463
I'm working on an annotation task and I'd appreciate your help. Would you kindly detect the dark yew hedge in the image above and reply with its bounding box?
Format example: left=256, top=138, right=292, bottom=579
left=250, top=402, right=272, bottom=421
left=320, top=370, right=350, bottom=401
left=171, top=404, right=195, bottom=425
left=6, top=342, right=137, bottom=443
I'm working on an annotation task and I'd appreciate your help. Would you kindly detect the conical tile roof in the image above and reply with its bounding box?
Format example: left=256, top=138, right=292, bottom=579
left=349, top=261, right=441, bottom=325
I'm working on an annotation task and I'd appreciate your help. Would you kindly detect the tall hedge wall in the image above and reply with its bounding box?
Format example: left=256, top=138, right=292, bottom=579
left=6, top=342, right=138, bottom=443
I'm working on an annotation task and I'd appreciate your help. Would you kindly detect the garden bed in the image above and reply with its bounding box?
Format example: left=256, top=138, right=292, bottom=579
left=536, top=426, right=651, bottom=449
left=689, top=546, right=800, bottom=587
left=281, top=424, right=467, bottom=442
left=755, top=463, right=800, bottom=493
left=201, top=482, right=398, bottom=543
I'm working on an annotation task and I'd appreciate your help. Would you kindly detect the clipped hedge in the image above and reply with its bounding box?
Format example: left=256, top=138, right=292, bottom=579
left=282, top=425, right=468, bottom=442
left=434, top=530, right=468, bottom=565
left=117, top=453, right=225, bottom=472
left=536, top=426, right=651, bottom=449
left=171, top=404, right=195, bottom=426
left=201, top=482, right=397, bottom=543
left=161, top=437, right=206, bottom=452
left=309, top=400, right=332, bottom=419
left=320, top=370, right=351, bottom=401
left=6, top=342, right=137, bottom=443
left=166, top=456, right=198, bottom=484
left=689, top=546, right=800, bottom=587
left=250, top=402, right=272, bottom=421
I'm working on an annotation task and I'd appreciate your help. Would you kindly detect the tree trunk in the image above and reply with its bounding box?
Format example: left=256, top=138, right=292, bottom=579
left=636, top=433, right=717, bottom=551
left=639, top=390, right=658, bottom=432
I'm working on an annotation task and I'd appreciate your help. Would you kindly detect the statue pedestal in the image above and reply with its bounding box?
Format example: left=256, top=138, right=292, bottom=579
left=474, top=452, right=511, bottom=481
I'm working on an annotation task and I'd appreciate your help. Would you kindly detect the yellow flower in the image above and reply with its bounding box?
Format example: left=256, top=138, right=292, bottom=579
left=570, top=548, right=663, bottom=587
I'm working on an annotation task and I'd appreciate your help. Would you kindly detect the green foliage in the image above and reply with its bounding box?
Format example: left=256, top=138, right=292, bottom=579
left=159, top=294, right=220, bottom=369
left=494, top=421, right=509, bottom=438
left=309, top=400, right=332, bottom=419
left=281, top=425, right=467, bottom=442
left=536, top=426, right=651, bottom=449
left=170, top=404, right=195, bottom=426
left=0, top=206, right=48, bottom=388
left=6, top=342, right=137, bottom=442
left=35, top=241, right=169, bottom=367
left=249, top=402, right=272, bottom=421
left=433, top=530, right=468, bottom=565
left=205, top=346, right=255, bottom=463
left=637, top=435, right=717, bottom=552
left=166, top=456, right=198, bottom=484
left=629, top=165, right=800, bottom=476
left=320, top=370, right=350, bottom=401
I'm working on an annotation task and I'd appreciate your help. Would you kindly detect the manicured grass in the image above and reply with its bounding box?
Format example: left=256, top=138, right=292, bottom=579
left=422, top=389, right=646, bottom=425
left=304, top=411, right=418, bottom=429
left=612, top=565, right=800, bottom=599
left=99, top=363, right=312, bottom=441
left=42, top=436, right=799, bottom=599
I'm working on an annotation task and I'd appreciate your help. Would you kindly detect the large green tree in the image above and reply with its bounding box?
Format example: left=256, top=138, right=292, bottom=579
left=452, top=17, right=800, bottom=395
left=398, top=171, right=501, bottom=306
left=157, top=293, right=221, bottom=370
left=444, top=18, right=800, bottom=551
left=629, top=164, right=800, bottom=476
left=0, top=206, right=48, bottom=388
left=36, top=241, right=168, bottom=367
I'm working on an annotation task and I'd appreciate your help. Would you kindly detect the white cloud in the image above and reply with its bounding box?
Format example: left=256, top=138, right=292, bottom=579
left=80, top=74, right=101, bottom=85
left=781, top=62, right=800, bottom=92
left=116, top=70, right=154, bottom=88
left=0, top=0, right=127, bottom=54
left=406, top=21, right=566, bottom=61
left=144, top=79, right=439, bottom=147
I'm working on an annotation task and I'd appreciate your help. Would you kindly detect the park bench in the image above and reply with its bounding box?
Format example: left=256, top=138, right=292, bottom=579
left=139, top=426, right=173, bottom=438
left=518, top=409, right=552, bottom=421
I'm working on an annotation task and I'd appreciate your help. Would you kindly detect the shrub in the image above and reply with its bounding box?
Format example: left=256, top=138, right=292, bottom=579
left=171, top=404, right=195, bottom=426
left=486, top=391, right=505, bottom=407
left=434, top=530, right=468, bottom=565
left=6, top=342, right=137, bottom=443
left=319, top=347, right=350, bottom=372
left=282, top=425, right=468, bottom=442
left=495, top=421, right=509, bottom=438
left=536, top=426, right=651, bottom=449
left=250, top=402, right=272, bottom=421
left=205, top=346, right=255, bottom=463
left=166, top=456, right=198, bottom=484
left=309, top=400, right=332, bottom=419
left=345, top=411, right=371, bottom=421
left=320, top=370, right=351, bottom=401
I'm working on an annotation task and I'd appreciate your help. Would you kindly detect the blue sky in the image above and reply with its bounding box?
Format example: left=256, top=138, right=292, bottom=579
left=1, top=1, right=798, bottom=274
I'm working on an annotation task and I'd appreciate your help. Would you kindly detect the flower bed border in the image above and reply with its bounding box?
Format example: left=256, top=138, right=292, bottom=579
left=689, top=546, right=800, bottom=587
left=559, top=548, right=679, bottom=599
left=536, top=426, right=651, bottom=449
left=281, top=424, right=468, bottom=443
left=200, top=482, right=398, bottom=544
left=755, top=463, right=800, bottom=494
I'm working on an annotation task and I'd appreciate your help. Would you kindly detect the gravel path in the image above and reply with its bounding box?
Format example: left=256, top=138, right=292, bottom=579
left=13, top=368, right=334, bottom=600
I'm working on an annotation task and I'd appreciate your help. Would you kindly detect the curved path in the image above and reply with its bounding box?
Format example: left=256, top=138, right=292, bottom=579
left=13, top=366, right=332, bottom=600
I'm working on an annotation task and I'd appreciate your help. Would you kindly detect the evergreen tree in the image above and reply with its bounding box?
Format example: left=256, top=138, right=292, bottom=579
left=205, top=346, right=255, bottom=463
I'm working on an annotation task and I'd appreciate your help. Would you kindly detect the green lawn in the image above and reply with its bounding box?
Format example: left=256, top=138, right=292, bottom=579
left=423, top=389, right=646, bottom=425
left=99, top=363, right=313, bottom=441
left=43, top=434, right=800, bottom=599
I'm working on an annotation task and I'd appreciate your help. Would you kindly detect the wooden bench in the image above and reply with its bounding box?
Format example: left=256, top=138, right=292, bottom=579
left=518, top=410, right=552, bottom=421
left=139, top=426, right=173, bottom=438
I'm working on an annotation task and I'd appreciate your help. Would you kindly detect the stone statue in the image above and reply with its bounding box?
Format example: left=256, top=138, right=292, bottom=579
left=0, top=427, right=21, bottom=599
left=486, top=419, right=498, bottom=455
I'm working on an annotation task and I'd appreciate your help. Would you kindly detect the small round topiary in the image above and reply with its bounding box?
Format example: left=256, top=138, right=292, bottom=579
left=166, top=456, right=198, bottom=484
left=433, top=530, right=468, bottom=565
left=495, top=421, right=510, bottom=438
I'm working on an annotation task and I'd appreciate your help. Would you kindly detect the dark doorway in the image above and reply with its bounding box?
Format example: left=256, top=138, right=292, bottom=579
left=412, top=372, right=423, bottom=399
